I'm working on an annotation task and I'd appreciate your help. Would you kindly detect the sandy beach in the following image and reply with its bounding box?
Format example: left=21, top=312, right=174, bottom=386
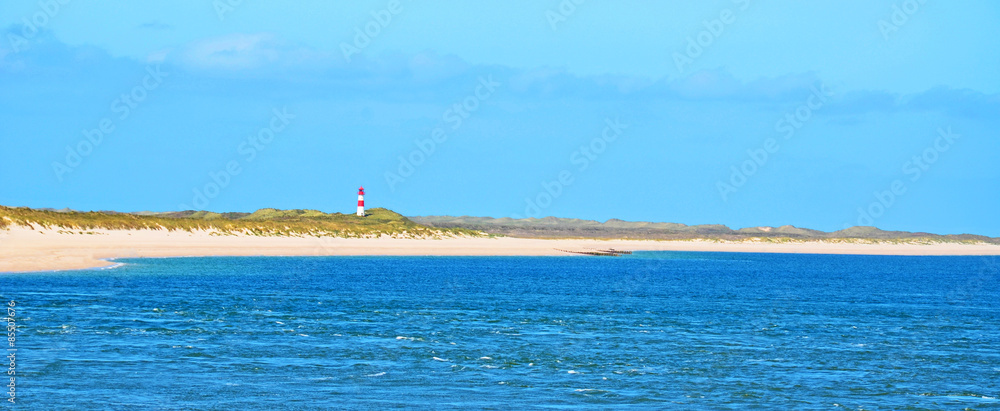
left=2, top=225, right=999, bottom=273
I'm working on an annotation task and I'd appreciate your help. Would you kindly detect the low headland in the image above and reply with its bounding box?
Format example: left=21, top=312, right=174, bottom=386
left=2, top=205, right=998, bottom=273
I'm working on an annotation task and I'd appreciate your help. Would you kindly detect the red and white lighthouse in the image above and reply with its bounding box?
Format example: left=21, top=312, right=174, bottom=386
left=356, top=186, right=365, bottom=216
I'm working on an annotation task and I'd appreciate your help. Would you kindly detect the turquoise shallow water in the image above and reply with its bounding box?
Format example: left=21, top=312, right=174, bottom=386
left=2, top=252, right=1000, bottom=409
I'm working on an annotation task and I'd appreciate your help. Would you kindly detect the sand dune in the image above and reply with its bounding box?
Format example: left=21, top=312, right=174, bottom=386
left=2, top=226, right=999, bottom=273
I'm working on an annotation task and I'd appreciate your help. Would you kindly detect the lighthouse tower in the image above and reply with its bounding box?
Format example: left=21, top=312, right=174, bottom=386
left=356, top=186, right=365, bottom=216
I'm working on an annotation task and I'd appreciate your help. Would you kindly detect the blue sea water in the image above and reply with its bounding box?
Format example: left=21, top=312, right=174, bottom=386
left=2, top=252, right=1000, bottom=409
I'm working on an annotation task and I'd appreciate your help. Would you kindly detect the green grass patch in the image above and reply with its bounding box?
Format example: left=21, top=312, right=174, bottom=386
left=0, top=206, right=484, bottom=238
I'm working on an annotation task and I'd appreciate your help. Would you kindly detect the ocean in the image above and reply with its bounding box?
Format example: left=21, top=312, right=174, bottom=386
left=3, top=252, right=999, bottom=409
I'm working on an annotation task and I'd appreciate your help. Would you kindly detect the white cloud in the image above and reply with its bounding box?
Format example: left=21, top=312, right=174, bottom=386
left=145, top=48, right=170, bottom=64
left=169, top=33, right=333, bottom=72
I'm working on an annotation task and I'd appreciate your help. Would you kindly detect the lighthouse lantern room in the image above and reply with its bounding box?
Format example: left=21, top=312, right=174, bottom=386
left=356, top=186, right=365, bottom=216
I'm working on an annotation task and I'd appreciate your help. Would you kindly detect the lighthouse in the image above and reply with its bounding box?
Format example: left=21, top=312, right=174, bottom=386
left=356, top=186, right=365, bottom=216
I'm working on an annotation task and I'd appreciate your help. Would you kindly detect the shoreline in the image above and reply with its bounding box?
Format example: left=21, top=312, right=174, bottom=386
left=3, top=226, right=999, bottom=273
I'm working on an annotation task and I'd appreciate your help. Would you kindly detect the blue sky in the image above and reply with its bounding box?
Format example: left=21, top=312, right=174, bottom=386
left=1, top=0, right=998, bottom=235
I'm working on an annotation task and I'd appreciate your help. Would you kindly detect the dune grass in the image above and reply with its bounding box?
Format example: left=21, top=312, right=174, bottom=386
left=0, top=206, right=482, bottom=238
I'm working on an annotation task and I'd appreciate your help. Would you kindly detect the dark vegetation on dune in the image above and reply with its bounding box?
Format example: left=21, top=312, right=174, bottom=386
left=0, top=206, right=480, bottom=238
left=410, top=215, right=1000, bottom=244
left=3, top=206, right=994, bottom=243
